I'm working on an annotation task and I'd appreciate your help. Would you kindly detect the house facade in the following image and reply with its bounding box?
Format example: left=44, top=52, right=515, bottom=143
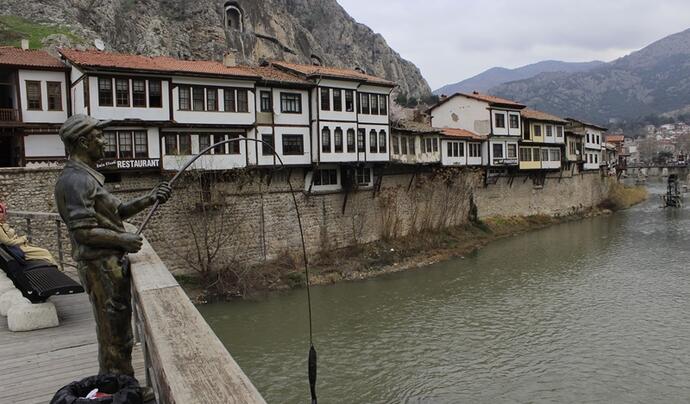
left=0, top=46, right=69, bottom=167
left=428, top=92, right=523, bottom=169
left=566, top=118, right=607, bottom=171
left=390, top=121, right=442, bottom=165
left=519, top=108, right=567, bottom=171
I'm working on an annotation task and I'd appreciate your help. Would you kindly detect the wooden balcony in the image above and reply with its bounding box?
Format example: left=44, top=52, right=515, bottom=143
left=0, top=108, right=18, bottom=122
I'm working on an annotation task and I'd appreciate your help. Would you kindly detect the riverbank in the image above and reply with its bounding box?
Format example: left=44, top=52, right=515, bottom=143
left=180, top=184, right=647, bottom=303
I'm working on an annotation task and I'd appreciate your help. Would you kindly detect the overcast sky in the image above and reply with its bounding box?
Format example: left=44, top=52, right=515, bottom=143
left=337, top=0, right=690, bottom=90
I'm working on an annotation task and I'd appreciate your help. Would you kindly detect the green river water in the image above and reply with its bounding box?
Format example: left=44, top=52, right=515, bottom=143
left=199, top=183, right=690, bottom=403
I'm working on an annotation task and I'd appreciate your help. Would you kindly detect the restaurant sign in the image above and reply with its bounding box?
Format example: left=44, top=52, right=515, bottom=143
left=97, top=158, right=161, bottom=171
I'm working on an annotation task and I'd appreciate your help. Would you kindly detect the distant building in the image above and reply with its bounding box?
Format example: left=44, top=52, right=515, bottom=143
left=519, top=108, right=567, bottom=171
left=566, top=118, right=607, bottom=170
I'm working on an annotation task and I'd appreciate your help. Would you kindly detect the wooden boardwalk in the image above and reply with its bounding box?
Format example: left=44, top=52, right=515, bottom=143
left=0, top=293, right=146, bottom=404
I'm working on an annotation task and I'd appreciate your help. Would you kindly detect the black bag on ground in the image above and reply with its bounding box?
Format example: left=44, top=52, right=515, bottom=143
left=50, top=374, right=142, bottom=404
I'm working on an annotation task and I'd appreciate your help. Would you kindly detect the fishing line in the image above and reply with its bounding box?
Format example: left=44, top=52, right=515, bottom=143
left=136, top=137, right=318, bottom=403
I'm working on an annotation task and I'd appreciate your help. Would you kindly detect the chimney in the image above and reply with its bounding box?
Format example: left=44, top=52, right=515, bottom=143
left=223, top=50, right=238, bottom=67
left=440, top=94, right=448, bottom=101
left=20, top=39, right=29, bottom=50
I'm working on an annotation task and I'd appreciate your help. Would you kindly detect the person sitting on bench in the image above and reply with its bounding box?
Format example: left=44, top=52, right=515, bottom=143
left=0, top=202, right=57, bottom=266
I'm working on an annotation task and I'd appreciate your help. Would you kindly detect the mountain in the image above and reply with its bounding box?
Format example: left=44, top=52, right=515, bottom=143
left=0, top=0, right=431, bottom=99
left=490, top=28, right=690, bottom=125
left=433, top=60, right=605, bottom=95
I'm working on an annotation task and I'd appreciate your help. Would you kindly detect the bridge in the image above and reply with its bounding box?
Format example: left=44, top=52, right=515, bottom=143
left=624, top=163, right=689, bottom=179
left=1, top=212, right=266, bottom=403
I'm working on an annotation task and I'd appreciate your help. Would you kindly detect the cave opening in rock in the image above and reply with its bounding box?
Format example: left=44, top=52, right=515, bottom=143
left=224, top=1, right=243, bottom=31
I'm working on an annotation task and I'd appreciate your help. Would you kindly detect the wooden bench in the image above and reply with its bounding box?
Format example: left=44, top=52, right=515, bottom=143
left=0, top=245, right=84, bottom=303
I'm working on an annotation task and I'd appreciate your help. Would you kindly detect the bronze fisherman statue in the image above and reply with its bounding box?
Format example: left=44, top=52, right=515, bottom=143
left=55, top=114, right=172, bottom=376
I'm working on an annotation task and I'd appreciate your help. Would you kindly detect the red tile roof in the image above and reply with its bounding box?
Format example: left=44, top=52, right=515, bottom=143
left=0, top=47, right=65, bottom=70
left=458, top=92, right=525, bottom=108
left=59, top=49, right=261, bottom=79
left=521, top=108, right=568, bottom=123
left=440, top=127, right=486, bottom=141
left=238, top=66, right=311, bottom=86
left=606, top=135, right=625, bottom=143
left=269, top=60, right=395, bottom=86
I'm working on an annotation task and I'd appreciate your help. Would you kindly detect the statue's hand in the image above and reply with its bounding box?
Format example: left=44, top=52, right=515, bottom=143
left=152, top=182, right=172, bottom=204
left=120, top=233, right=143, bottom=253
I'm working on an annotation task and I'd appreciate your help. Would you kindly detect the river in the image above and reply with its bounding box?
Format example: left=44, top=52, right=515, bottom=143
left=199, top=183, right=690, bottom=403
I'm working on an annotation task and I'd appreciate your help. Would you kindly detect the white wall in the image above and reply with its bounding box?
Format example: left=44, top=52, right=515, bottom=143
left=489, top=139, right=519, bottom=166
left=171, top=77, right=254, bottom=125
left=357, top=84, right=390, bottom=126
left=316, top=80, right=359, bottom=122
left=69, top=65, right=86, bottom=115
left=254, top=125, right=311, bottom=166
left=18, top=70, right=68, bottom=123
left=23, top=134, right=65, bottom=158
left=272, top=88, right=309, bottom=126
left=317, top=121, right=359, bottom=163
left=88, top=75, right=171, bottom=121
left=584, top=128, right=603, bottom=151
left=490, top=108, right=521, bottom=136
left=430, top=96, right=490, bottom=135
left=360, top=123, right=390, bottom=162
left=160, top=129, right=248, bottom=171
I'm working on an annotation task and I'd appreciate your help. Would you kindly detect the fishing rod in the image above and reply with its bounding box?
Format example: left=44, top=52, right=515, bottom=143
left=136, top=137, right=318, bottom=404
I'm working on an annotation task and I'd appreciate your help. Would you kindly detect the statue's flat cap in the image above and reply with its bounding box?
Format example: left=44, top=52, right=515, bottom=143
left=59, top=114, right=112, bottom=143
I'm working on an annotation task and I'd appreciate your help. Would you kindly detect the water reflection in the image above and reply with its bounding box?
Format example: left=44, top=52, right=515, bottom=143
left=200, top=184, right=690, bottom=403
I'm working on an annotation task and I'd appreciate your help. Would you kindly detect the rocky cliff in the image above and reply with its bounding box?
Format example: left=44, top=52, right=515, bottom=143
left=0, top=0, right=431, bottom=98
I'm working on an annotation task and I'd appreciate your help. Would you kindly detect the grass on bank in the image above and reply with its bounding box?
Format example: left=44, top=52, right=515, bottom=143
left=599, top=183, right=648, bottom=211
left=0, top=15, right=83, bottom=49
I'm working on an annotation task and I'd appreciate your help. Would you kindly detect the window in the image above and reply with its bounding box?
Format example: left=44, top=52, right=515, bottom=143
left=333, top=89, right=342, bottom=111
left=98, top=78, right=113, bottom=106
left=280, top=93, right=302, bottom=113
left=507, top=144, right=517, bottom=159
left=492, top=143, right=504, bottom=158
left=357, top=129, right=365, bottom=151
left=469, top=143, right=481, bottom=158
left=379, top=95, right=387, bottom=115
left=347, top=129, right=355, bottom=153
left=370, top=94, right=379, bottom=115
left=134, top=131, right=148, bottom=157
left=47, top=82, right=62, bottom=111
left=520, top=147, right=531, bottom=161
left=237, top=89, right=248, bottom=112
left=282, top=135, right=304, bottom=155
left=164, top=134, right=178, bottom=155
left=369, top=130, right=377, bottom=153
left=556, top=126, right=564, bottom=137
left=179, top=134, right=191, bottom=155
left=379, top=130, right=387, bottom=153
left=495, top=113, right=505, bottom=128
left=596, top=135, right=600, bottom=144
left=224, top=89, right=236, bottom=112
left=587, top=133, right=591, bottom=143
left=401, top=136, right=408, bottom=154
left=148, top=80, right=162, bottom=107
left=549, top=149, right=560, bottom=161
left=360, top=93, right=370, bottom=114
left=118, top=132, right=133, bottom=158
left=334, top=127, right=343, bottom=152
left=433, top=138, right=438, bottom=152
left=356, top=167, right=372, bottom=186
left=228, top=134, right=241, bottom=154
left=321, top=88, right=330, bottom=111
left=104, top=132, right=117, bottom=158
left=345, top=90, right=354, bottom=112
left=532, top=148, right=541, bottom=161
left=260, top=91, right=272, bottom=112
left=179, top=86, right=191, bottom=110
left=407, top=136, right=414, bottom=154
left=115, top=78, right=129, bottom=107
left=594, top=153, right=598, bottom=163
left=132, top=80, right=146, bottom=107
left=207, top=88, right=218, bottom=111
left=393, top=135, right=400, bottom=155
left=261, top=133, right=274, bottom=156
left=213, top=134, right=226, bottom=154
left=534, top=124, right=542, bottom=137
left=458, top=142, right=465, bottom=157
left=546, top=125, right=553, bottom=137
left=509, top=114, right=519, bottom=129
left=192, top=87, right=205, bottom=111
left=321, top=127, right=331, bottom=153
left=447, top=141, right=463, bottom=157
left=541, top=149, right=549, bottom=162
left=313, top=168, right=338, bottom=186
left=199, top=134, right=211, bottom=152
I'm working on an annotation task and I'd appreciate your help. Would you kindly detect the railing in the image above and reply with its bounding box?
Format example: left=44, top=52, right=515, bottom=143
left=127, top=225, right=266, bottom=404
left=0, top=108, right=18, bottom=122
